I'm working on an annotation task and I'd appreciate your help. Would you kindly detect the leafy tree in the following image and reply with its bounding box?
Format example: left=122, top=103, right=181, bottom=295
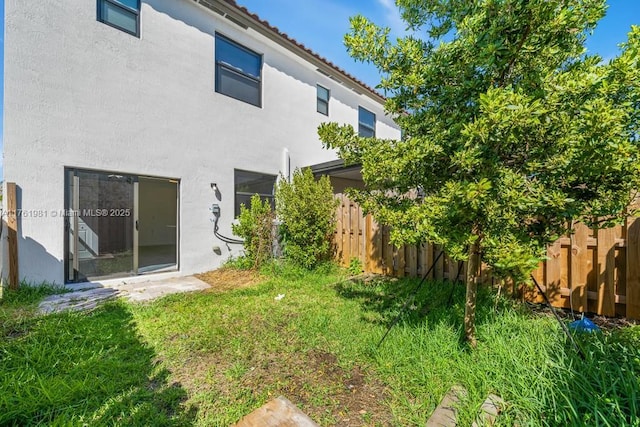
left=319, top=0, right=639, bottom=346
left=232, top=194, right=275, bottom=269
left=276, top=168, right=338, bottom=269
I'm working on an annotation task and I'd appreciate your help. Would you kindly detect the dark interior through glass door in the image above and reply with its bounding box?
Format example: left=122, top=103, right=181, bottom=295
left=67, top=170, right=135, bottom=282
left=137, top=177, right=178, bottom=273
left=65, top=169, right=179, bottom=283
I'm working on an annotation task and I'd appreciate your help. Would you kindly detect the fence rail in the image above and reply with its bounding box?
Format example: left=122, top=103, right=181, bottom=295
left=334, top=193, right=640, bottom=320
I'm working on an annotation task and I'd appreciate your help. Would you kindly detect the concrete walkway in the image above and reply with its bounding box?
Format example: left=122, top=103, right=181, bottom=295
left=39, top=287, right=121, bottom=314
left=38, top=276, right=210, bottom=314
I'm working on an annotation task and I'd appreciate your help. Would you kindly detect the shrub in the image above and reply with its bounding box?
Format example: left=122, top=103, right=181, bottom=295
left=276, top=168, right=338, bottom=269
left=231, top=194, right=275, bottom=269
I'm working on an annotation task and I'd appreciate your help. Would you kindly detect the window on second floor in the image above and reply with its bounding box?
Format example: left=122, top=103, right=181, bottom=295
left=97, top=0, right=140, bottom=37
left=234, top=169, right=277, bottom=217
left=215, top=34, right=263, bottom=107
left=358, top=106, right=376, bottom=138
left=317, top=85, right=330, bottom=115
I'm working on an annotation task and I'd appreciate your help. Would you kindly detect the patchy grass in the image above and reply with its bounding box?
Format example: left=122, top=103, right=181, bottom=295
left=0, top=281, right=67, bottom=308
left=195, top=267, right=265, bottom=292
left=139, top=263, right=391, bottom=426
left=1, top=285, right=193, bottom=426
left=1, top=266, right=639, bottom=426
left=1, top=282, right=68, bottom=337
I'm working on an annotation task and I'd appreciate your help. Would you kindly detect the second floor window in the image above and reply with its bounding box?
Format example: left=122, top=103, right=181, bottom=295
left=358, top=106, right=376, bottom=138
left=317, top=85, right=329, bottom=115
left=215, top=34, right=262, bottom=107
left=97, top=0, right=140, bottom=37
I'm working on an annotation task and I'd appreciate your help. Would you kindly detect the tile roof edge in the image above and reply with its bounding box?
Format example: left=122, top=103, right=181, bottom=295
left=219, top=0, right=387, bottom=104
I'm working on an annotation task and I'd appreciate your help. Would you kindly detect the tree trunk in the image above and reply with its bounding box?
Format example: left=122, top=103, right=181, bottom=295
left=465, top=239, right=481, bottom=347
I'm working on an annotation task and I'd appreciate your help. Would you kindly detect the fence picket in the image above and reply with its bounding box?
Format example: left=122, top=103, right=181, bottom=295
left=598, top=226, right=616, bottom=317
left=626, top=217, right=640, bottom=319
left=334, top=195, right=639, bottom=319
left=570, top=224, right=590, bottom=312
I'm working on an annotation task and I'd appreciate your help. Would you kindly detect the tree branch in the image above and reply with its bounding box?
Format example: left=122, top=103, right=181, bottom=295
left=498, top=22, right=532, bottom=87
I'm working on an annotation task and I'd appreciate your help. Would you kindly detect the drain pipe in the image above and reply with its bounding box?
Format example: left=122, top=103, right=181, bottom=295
left=282, top=148, right=291, bottom=182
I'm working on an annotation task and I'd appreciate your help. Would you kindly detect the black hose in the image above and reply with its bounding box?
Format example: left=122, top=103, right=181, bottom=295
left=377, top=250, right=445, bottom=348
left=530, top=274, right=585, bottom=360
left=447, top=259, right=465, bottom=306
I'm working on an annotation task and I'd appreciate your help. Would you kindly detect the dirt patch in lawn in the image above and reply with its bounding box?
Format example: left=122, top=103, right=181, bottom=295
left=172, top=348, right=394, bottom=426
left=196, top=268, right=264, bottom=292
left=276, top=349, right=394, bottom=426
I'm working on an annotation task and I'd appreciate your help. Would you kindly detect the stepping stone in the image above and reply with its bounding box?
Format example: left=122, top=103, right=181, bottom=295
left=472, top=394, right=504, bottom=427
left=234, top=396, right=319, bottom=427
left=426, top=385, right=467, bottom=427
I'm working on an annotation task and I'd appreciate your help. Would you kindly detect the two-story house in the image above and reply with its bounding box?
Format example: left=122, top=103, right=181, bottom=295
left=2, top=0, right=400, bottom=285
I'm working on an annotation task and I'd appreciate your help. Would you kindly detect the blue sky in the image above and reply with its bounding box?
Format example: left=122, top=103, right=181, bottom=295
left=237, top=0, right=640, bottom=88
left=0, top=0, right=638, bottom=177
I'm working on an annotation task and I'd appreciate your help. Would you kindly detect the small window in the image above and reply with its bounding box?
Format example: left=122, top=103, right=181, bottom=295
left=216, top=34, right=263, bottom=107
left=317, top=85, right=330, bottom=115
left=234, top=170, right=277, bottom=217
left=358, top=106, right=376, bottom=138
left=97, top=0, right=140, bottom=37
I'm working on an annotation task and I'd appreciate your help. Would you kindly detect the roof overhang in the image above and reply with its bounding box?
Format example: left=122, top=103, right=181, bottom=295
left=191, top=0, right=387, bottom=105
left=309, top=159, right=363, bottom=182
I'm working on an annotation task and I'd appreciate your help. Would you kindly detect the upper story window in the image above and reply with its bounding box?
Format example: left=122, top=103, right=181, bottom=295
left=215, top=34, right=263, bottom=107
left=97, top=0, right=140, bottom=37
left=358, top=106, right=376, bottom=138
left=234, top=169, right=277, bottom=217
left=317, top=85, right=330, bottom=115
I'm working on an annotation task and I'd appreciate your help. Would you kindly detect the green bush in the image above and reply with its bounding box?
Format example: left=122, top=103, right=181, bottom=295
left=276, top=168, right=338, bottom=269
left=231, top=194, right=275, bottom=269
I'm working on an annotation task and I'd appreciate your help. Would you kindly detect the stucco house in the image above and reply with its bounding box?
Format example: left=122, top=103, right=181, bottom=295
left=2, top=0, right=400, bottom=285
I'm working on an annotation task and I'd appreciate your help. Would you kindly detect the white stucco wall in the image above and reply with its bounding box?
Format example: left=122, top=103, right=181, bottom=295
left=2, top=0, right=401, bottom=284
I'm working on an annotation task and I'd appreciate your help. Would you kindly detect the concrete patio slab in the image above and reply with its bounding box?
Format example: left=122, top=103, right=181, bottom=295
left=117, top=276, right=211, bottom=302
left=38, top=275, right=211, bottom=314
left=39, top=287, right=121, bottom=314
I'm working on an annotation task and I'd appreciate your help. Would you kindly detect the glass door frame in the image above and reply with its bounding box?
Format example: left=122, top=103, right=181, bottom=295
left=64, top=167, right=180, bottom=283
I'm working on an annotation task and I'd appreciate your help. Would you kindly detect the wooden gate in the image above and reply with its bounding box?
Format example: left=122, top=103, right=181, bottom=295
left=334, top=193, right=640, bottom=320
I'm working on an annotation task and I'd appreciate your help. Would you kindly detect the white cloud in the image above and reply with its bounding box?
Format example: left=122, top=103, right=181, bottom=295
left=376, top=0, right=407, bottom=37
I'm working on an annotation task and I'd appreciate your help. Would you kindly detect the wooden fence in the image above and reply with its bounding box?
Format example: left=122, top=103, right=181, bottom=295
left=334, top=193, right=640, bottom=320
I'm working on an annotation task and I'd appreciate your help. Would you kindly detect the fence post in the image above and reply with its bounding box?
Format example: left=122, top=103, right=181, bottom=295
left=626, top=217, right=640, bottom=319
left=6, top=182, right=19, bottom=290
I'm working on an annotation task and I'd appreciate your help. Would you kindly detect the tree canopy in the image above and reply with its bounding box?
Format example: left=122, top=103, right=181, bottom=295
left=319, top=0, right=640, bottom=344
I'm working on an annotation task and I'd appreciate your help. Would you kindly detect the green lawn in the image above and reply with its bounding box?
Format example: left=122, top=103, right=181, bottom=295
left=1, top=265, right=639, bottom=426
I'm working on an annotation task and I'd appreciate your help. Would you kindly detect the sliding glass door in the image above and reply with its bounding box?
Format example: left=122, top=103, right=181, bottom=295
left=137, top=177, right=179, bottom=274
left=65, top=168, right=179, bottom=283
